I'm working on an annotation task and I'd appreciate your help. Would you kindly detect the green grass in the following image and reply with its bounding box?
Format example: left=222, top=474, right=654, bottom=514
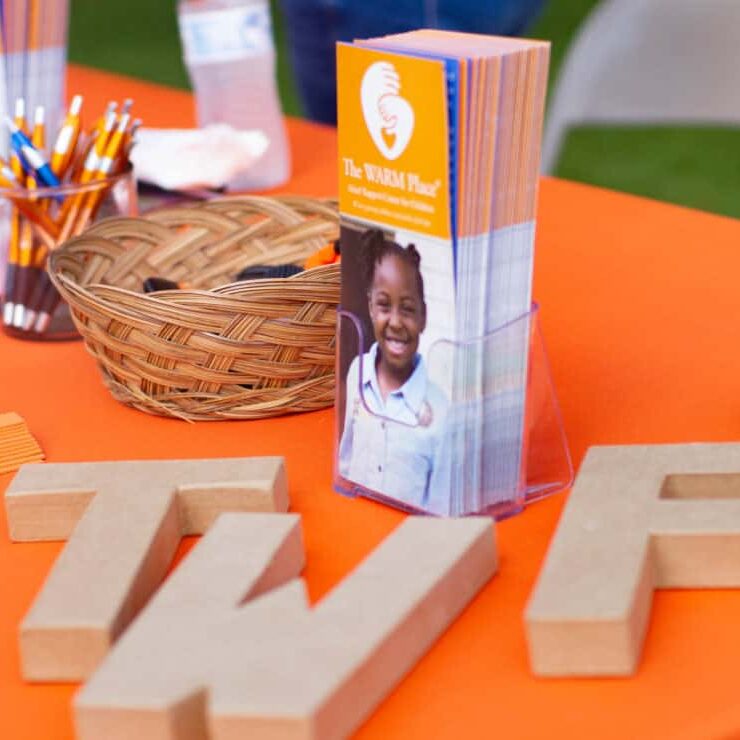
left=529, top=0, right=740, bottom=219
left=555, top=127, right=740, bottom=219
left=67, top=0, right=303, bottom=115
left=68, top=2, right=187, bottom=89
left=68, top=0, right=740, bottom=219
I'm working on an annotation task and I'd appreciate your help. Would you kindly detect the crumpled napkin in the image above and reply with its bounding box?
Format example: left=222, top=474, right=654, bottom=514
left=130, top=124, right=269, bottom=191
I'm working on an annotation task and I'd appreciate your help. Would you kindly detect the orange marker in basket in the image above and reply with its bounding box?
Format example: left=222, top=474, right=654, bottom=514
left=50, top=94, right=83, bottom=177
left=304, top=239, right=341, bottom=270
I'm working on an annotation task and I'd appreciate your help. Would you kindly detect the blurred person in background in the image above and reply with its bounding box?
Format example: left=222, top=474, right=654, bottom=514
left=278, top=0, right=545, bottom=124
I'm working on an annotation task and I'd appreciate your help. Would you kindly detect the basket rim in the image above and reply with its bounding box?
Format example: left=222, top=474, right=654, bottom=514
left=47, top=194, right=341, bottom=319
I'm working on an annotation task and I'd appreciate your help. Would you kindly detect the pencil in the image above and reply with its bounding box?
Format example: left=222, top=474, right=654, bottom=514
left=2, top=99, right=25, bottom=326
left=9, top=100, right=32, bottom=328
left=5, top=117, right=60, bottom=189
left=33, top=104, right=137, bottom=332
left=26, top=101, right=56, bottom=334
left=117, top=117, right=141, bottom=169
left=1, top=159, right=20, bottom=326
left=0, top=155, right=58, bottom=241
left=21, top=106, right=46, bottom=329
left=34, top=102, right=121, bottom=332
left=4, top=99, right=24, bottom=326
left=72, top=112, right=130, bottom=237
left=50, top=94, right=82, bottom=177
left=67, top=102, right=115, bottom=183
left=7, top=100, right=59, bottom=249
left=2, top=236, right=19, bottom=326
left=11, top=106, right=46, bottom=328
left=1, top=94, right=140, bottom=335
left=57, top=109, right=117, bottom=243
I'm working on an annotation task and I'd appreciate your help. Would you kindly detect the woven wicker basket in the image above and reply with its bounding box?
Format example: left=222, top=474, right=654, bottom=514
left=48, top=196, right=340, bottom=421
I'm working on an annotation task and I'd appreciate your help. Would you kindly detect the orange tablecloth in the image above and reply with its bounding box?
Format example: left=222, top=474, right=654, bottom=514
left=3, top=65, right=740, bottom=740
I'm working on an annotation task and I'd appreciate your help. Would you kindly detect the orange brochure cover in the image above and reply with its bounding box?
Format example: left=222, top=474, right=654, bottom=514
left=336, top=43, right=452, bottom=241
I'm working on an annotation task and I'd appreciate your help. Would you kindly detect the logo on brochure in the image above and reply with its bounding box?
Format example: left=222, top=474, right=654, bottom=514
left=360, top=61, right=415, bottom=161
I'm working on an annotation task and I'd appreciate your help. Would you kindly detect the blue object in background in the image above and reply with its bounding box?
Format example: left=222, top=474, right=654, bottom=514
left=277, top=0, right=545, bottom=124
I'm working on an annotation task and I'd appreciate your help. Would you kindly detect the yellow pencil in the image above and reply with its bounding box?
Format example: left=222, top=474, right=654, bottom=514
left=2, top=158, right=20, bottom=326
left=22, top=107, right=49, bottom=329
left=120, top=117, right=141, bottom=162
left=67, top=101, right=116, bottom=183
left=0, top=156, right=58, bottom=240
left=72, top=113, right=130, bottom=237
left=57, top=109, right=117, bottom=243
left=13, top=106, right=45, bottom=328
left=4, top=99, right=25, bottom=326
left=12, top=102, right=34, bottom=328
left=51, top=94, right=83, bottom=178
left=9, top=98, right=28, bottom=272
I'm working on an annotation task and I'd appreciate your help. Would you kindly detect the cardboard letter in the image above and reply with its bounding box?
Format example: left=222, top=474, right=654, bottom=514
left=75, top=515, right=496, bottom=740
left=4, top=457, right=288, bottom=681
left=526, top=443, right=740, bottom=676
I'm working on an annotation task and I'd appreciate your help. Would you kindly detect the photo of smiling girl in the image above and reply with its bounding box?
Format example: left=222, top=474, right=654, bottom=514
left=338, top=228, right=452, bottom=515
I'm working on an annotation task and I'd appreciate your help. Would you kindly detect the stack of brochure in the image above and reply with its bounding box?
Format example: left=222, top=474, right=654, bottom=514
left=335, top=30, right=549, bottom=516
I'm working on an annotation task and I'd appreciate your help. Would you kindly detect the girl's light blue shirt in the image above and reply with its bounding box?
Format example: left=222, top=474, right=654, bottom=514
left=338, top=342, right=452, bottom=515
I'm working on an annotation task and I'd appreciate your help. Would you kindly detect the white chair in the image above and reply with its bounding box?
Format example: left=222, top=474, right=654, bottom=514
left=541, top=0, right=740, bottom=173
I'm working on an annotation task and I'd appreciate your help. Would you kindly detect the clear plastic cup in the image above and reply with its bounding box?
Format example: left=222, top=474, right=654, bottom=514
left=0, top=166, right=138, bottom=341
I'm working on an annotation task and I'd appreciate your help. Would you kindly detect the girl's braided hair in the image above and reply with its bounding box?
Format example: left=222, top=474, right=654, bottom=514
left=361, top=228, right=425, bottom=304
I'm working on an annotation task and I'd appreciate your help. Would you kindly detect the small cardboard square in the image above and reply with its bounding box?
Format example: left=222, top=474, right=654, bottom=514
left=0, top=412, right=43, bottom=474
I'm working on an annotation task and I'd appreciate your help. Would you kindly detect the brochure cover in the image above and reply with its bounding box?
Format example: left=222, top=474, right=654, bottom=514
left=336, top=44, right=456, bottom=516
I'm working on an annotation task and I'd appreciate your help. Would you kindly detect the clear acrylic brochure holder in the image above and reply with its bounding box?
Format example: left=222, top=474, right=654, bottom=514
left=334, top=304, right=573, bottom=519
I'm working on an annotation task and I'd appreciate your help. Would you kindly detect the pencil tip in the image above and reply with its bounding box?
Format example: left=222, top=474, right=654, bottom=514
left=116, top=113, right=131, bottom=132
